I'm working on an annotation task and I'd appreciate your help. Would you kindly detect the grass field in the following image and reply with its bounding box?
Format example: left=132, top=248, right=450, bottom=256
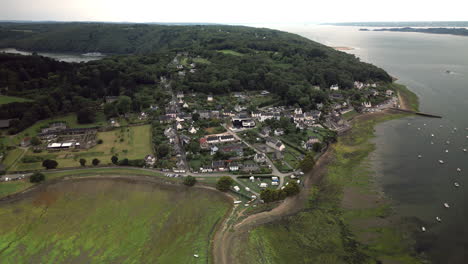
left=0, top=179, right=230, bottom=263
left=0, top=181, right=34, bottom=198
left=2, top=148, right=26, bottom=170
left=10, top=125, right=153, bottom=171
left=0, top=95, right=32, bottom=105
left=233, top=109, right=424, bottom=263
left=217, top=50, right=244, bottom=56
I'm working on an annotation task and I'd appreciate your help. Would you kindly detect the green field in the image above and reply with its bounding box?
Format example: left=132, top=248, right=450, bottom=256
left=0, top=179, right=230, bottom=263
left=9, top=125, right=153, bottom=171
left=0, top=180, right=34, bottom=198
left=2, top=148, right=26, bottom=170
left=0, top=95, right=32, bottom=105
left=217, top=50, right=244, bottom=56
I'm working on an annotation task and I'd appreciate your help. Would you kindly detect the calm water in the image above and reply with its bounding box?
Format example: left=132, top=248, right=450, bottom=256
left=268, top=25, right=468, bottom=263
left=0, top=48, right=104, bottom=63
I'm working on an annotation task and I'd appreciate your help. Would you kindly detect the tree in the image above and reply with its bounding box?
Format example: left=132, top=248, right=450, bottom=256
left=192, top=113, right=200, bottom=122
left=116, top=96, right=132, bottom=114
left=77, top=107, right=96, bottom=124
left=103, top=103, right=118, bottom=118
left=216, top=176, right=234, bottom=192
left=283, top=181, right=300, bottom=196
left=92, top=158, right=100, bottom=166
left=183, top=176, right=197, bottom=186
left=30, top=136, right=41, bottom=146
left=42, top=159, right=58, bottom=170
left=312, top=142, right=322, bottom=152
left=187, top=141, right=200, bottom=154
left=111, top=155, right=119, bottom=164
left=298, top=152, right=315, bottom=173
left=156, top=144, right=170, bottom=159
left=79, top=158, right=86, bottom=166
left=30, top=172, right=45, bottom=183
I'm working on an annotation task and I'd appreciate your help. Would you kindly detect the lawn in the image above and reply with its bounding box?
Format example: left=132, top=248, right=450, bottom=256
left=0, top=179, right=230, bottom=263
left=0, top=180, right=34, bottom=198
left=10, top=125, right=153, bottom=172
left=2, top=148, right=26, bottom=170
left=217, top=49, right=244, bottom=56
left=0, top=95, right=32, bottom=105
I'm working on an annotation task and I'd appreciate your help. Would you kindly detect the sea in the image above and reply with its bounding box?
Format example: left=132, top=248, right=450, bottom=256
left=264, top=24, right=468, bottom=263
left=0, top=48, right=104, bottom=63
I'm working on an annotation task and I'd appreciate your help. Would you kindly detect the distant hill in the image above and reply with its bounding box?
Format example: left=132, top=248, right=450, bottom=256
left=325, top=21, right=468, bottom=27
left=371, top=27, right=468, bottom=37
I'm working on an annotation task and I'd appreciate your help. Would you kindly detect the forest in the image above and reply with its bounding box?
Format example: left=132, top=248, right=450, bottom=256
left=0, top=22, right=392, bottom=133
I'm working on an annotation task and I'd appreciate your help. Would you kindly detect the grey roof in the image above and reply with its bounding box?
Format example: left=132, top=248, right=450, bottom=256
left=0, top=119, right=11, bottom=128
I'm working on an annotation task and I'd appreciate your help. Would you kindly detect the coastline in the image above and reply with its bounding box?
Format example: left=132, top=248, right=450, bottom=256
left=229, top=83, right=426, bottom=263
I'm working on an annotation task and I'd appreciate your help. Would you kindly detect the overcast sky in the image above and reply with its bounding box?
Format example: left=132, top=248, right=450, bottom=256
left=1, top=0, right=467, bottom=24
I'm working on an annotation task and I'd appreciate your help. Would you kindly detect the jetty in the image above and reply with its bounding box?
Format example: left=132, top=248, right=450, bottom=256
left=390, top=108, right=442, bottom=118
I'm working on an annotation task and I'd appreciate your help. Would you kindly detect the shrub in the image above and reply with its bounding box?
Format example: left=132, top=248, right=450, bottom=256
left=216, top=176, right=234, bottom=192
left=30, top=172, right=45, bottom=183
left=97, top=139, right=103, bottom=144
left=111, top=155, right=119, bottom=164
left=92, top=158, right=100, bottom=166
left=42, top=159, right=58, bottom=170
left=183, top=176, right=197, bottom=186
left=79, top=158, right=86, bottom=166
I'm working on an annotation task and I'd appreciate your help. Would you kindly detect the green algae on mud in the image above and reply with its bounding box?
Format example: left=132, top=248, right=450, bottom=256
left=0, top=178, right=230, bottom=264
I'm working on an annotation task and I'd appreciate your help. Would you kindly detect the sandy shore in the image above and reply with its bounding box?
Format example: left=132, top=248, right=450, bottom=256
left=332, top=46, right=355, bottom=51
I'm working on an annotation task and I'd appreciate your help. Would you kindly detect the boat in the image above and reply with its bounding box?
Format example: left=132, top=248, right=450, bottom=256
left=418, top=128, right=421, bottom=130
left=457, top=168, right=462, bottom=172
left=421, top=226, right=426, bottom=232
left=445, top=149, right=449, bottom=153
left=446, top=70, right=452, bottom=74
left=439, top=160, right=444, bottom=164
left=436, top=217, right=442, bottom=222
left=446, top=141, right=450, bottom=144
left=431, top=134, right=435, bottom=137
left=454, top=128, right=458, bottom=131
left=408, top=123, right=411, bottom=125
left=454, top=182, right=460, bottom=187
left=444, top=203, right=450, bottom=208
left=464, top=148, right=467, bottom=152
left=418, top=155, right=422, bottom=159
left=424, top=123, right=427, bottom=126
left=431, top=141, right=434, bottom=145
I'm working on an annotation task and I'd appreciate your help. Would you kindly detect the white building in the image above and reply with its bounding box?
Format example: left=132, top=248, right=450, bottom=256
left=330, top=84, right=340, bottom=91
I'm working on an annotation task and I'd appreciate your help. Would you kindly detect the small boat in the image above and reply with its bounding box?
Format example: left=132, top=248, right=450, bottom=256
left=436, top=217, right=442, bottom=222
left=466, top=136, right=468, bottom=139
left=431, top=134, right=435, bottom=137
left=408, top=123, right=411, bottom=126
left=418, top=155, right=422, bottom=159
left=431, top=141, right=434, bottom=145
left=424, top=123, right=427, bottom=126
left=439, top=160, right=444, bottom=164
left=457, top=168, right=462, bottom=172
left=418, top=128, right=421, bottom=130
left=446, top=70, right=452, bottom=74
left=454, top=182, right=460, bottom=187
left=464, top=148, right=467, bottom=152
left=454, top=128, right=458, bottom=131
left=421, top=226, right=426, bottom=232
left=440, top=125, right=444, bottom=128
left=444, top=203, right=450, bottom=208
left=445, top=149, right=449, bottom=153
left=446, top=141, right=450, bottom=144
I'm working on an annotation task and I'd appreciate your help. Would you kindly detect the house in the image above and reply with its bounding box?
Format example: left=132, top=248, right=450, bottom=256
left=260, top=182, right=268, bottom=188
left=164, top=127, right=176, bottom=138
left=266, top=137, right=285, bottom=152
left=220, top=135, right=235, bottom=142
left=104, top=96, right=118, bottom=103
left=254, top=153, right=267, bottom=163
left=294, top=108, right=303, bottom=115
left=260, top=90, right=270, bottom=95
left=206, top=136, right=220, bottom=144
left=21, top=137, right=31, bottom=147
left=176, top=122, right=183, bottom=130
left=159, top=115, right=172, bottom=124
left=189, top=126, right=198, bottom=134
left=220, top=144, right=244, bottom=156
left=183, top=103, right=189, bottom=108
left=207, top=95, right=214, bottom=102
left=242, top=120, right=256, bottom=128
left=312, top=85, right=321, bottom=90
left=330, top=93, right=344, bottom=101
left=316, top=103, right=324, bottom=110
left=362, top=102, right=372, bottom=108
left=210, top=145, right=219, bottom=155
left=386, top=90, right=394, bottom=96
left=144, top=155, right=157, bottom=167
left=259, top=127, right=271, bottom=138
left=242, top=162, right=259, bottom=172
left=234, top=105, right=245, bottom=112
left=303, top=136, right=321, bottom=150
left=370, top=89, right=379, bottom=96
left=212, top=160, right=227, bottom=171
left=0, top=119, right=11, bottom=129
left=200, top=166, right=213, bottom=173
left=198, top=110, right=211, bottom=120
left=229, top=162, right=240, bottom=172
left=177, top=92, right=184, bottom=99
left=274, top=128, right=284, bottom=136
left=354, top=81, right=364, bottom=89
left=330, top=84, right=340, bottom=91
left=180, top=135, right=191, bottom=145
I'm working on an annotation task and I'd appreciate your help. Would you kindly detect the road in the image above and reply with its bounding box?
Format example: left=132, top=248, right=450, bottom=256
left=223, top=124, right=295, bottom=187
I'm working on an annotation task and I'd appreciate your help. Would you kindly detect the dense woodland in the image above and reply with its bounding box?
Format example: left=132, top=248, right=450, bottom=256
left=0, top=22, right=392, bottom=133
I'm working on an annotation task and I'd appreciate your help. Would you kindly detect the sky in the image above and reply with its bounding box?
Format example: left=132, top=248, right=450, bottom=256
left=1, top=0, right=467, bottom=24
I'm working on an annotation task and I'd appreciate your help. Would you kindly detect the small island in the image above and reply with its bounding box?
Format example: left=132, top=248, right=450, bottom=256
left=371, top=27, right=468, bottom=37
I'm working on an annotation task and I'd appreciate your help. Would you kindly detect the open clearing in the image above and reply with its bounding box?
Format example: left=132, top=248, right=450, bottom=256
left=10, top=125, right=153, bottom=171
left=0, top=178, right=230, bottom=263
left=0, top=95, right=32, bottom=105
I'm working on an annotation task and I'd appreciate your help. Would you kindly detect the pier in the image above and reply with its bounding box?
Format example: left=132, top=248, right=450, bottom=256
left=390, top=108, right=442, bottom=118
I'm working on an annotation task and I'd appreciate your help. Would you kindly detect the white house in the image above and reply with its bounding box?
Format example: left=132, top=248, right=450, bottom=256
left=189, top=126, right=198, bottom=134
left=274, top=128, right=284, bottom=136
left=386, top=90, right=394, bottom=96
left=294, top=108, right=303, bottom=115
left=260, top=183, right=268, bottom=188
left=229, top=162, right=240, bottom=172
left=176, top=122, right=183, bottom=130
left=254, top=153, right=267, bottom=163
left=207, top=95, right=214, bottom=102
left=362, top=102, right=372, bottom=108
left=330, top=84, right=340, bottom=91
